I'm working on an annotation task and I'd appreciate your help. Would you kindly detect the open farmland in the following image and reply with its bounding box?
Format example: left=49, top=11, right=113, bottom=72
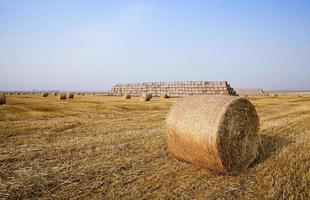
left=0, top=94, right=309, bottom=199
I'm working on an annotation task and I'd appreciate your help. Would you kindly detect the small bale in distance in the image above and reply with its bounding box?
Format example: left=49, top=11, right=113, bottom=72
left=140, top=93, right=152, bottom=101
left=59, top=93, right=67, bottom=100
left=0, top=94, right=6, bottom=105
left=160, top=93, right=170, bottom=99
left=166, top=95, right=260, bottom=175
left=122, top=93, right=131, bottom=99
left=53, top=92, right=58, bottom=96
left=42, top=92, right=49, bottom=97
left=68, top=93, right=74, bottom=99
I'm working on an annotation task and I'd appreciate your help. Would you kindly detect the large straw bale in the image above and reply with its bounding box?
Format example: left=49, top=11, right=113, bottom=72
left=122, top=93, right=131, bottom=99
left=166, top=95, right=259, bottom=174
left=140, top=93, right=152, bottom=101
left=68, top=93, right=74, bottom=99
left=160, top=93, right=170, bottom=99
left=42, top=93, right=49, bottom=97
left=59, top=93, right=67, bottom=100
left=0, top=94, right=6, bottom=105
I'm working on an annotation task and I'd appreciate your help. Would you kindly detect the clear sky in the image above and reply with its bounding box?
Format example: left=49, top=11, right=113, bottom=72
left=1, top=0, right=309, bottom=91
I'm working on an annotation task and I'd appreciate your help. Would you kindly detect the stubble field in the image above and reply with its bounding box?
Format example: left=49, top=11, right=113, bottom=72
left=0, top=94, right=309, bottom=199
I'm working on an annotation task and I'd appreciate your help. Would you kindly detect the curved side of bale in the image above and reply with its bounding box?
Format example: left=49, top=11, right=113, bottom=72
left=166, top=95, right=259, bottom=175
left=42, top=93, right=49, bottom=97
left=68, top=93, right=74, bottom=99
left=140, top=93, right=152, bottom=101
left=0, top=94, right=6, bottom=105
left=59, top=93, right=67, bottom=100
left=122, top=93, right=131, bottom=99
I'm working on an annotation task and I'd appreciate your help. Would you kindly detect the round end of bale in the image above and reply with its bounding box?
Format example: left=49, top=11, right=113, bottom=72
left=140, top=93, right=152, bottom=101
left=68, top=93, right=74, bottom=99
left=59, top=93, right=67, bottom=100
left=166, top=95, right=259, bottom=175
left=42, top=92, right=49, bottom=97
left=0, top=94, right=6, bottom=105
left=122, top=93, right=131, bottom=99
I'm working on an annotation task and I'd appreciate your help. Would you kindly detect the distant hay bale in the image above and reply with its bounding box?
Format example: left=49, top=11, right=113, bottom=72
left=122, top=93, right=131, bottom=99
left=59, top=93, right=67, bottom=100
left=42, top=93, right=49, bottom=97
left=0, top=94, right=6, bottom=105
left=160, top=93, right=169, bottom=99
left=81, top=93, right=85, bottom=96
left=140, top=93, right=152, bottom=101
left=68, top=93, right=74, bottom=99
left=17, top=92, right=20, bottom=95
left=166, top=95, right=260, bottom=175
left=53, top=92, right=58, bottom=96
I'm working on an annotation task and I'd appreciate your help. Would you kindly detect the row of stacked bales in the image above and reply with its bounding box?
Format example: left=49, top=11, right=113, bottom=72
left=110, top=81, right=237, bottom=97
left=237, top=88, right=268, bottom=96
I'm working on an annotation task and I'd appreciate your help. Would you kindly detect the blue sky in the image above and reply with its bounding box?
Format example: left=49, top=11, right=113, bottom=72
left=0, top=0, right=309, bottom=91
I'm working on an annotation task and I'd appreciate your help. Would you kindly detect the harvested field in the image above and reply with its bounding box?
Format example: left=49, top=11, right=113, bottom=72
left=0, top=94, right=310, bottom=199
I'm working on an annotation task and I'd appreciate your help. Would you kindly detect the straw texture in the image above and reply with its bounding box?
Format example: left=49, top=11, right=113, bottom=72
left=166, top=95, right=259, bottom=174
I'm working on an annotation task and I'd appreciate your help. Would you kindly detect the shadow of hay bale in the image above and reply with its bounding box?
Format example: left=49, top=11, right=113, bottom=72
left=250, top=134, right=293, bottom=167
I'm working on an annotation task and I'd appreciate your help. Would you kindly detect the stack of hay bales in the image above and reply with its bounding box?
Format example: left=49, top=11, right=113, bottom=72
left=122, top=93, right=131, bottom=99
left=68, top=93, right=74, bottom=99
left=0, top=94, right=6, bottom=105
left=166, top=95, right=260, bottom=174
left=237, top=88, right=268, bottom=96
left=59, top=93, right=67, bottom=100
left=42, top=92, right=49, bottom=97
left=140, top=93, right=152, bottom=101
left=110, top=81, right=237, bottom=97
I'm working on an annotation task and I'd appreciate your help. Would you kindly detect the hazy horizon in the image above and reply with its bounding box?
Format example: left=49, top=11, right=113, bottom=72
left=1, top=0, right=310, bottom=91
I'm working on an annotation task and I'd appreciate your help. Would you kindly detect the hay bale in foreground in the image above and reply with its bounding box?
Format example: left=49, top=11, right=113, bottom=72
left=59, top=93, right=67, bottom=100
left=0, top=94, right=6, bottom=105
left=166, top=95, right=260, bottom=175
left=68, top=93, right=74, bottom=99
left=140, top=93, right=152, bottom=101
left=42, top=93, right=49, bottom=97
left=122, top=93, right=131, bottom=99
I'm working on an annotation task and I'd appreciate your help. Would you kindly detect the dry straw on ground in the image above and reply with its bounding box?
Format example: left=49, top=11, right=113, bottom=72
left=59, top=93, right=67, bottom=100
left=166, top=95, right=260, bottom=175
left=122, top=93, right=131, bottom=99
left=42, top=93, right=49, bottom=97
left=140, top=93, right=152, bottom=101
left=68, top=93, right=74, bottom=99
left=0, top=94, right=6, bottom=105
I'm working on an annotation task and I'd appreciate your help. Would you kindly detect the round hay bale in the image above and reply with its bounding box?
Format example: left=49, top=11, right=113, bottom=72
left=53, top=92, right=58, bottom=96
left=42, top=92, right=49, bottom=97
left=0, top=94, right=6, bottom=105
left=160, top=93, right=169, bottom=99
left=59, top=93, right=67, bottom=100
left=166, top=95, right=260, bottom=175
left=122, top=93, right=131, bottom=99
left=68, top=93, right=74, bottom=99
left=140, top=93, right=152, bottom=101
